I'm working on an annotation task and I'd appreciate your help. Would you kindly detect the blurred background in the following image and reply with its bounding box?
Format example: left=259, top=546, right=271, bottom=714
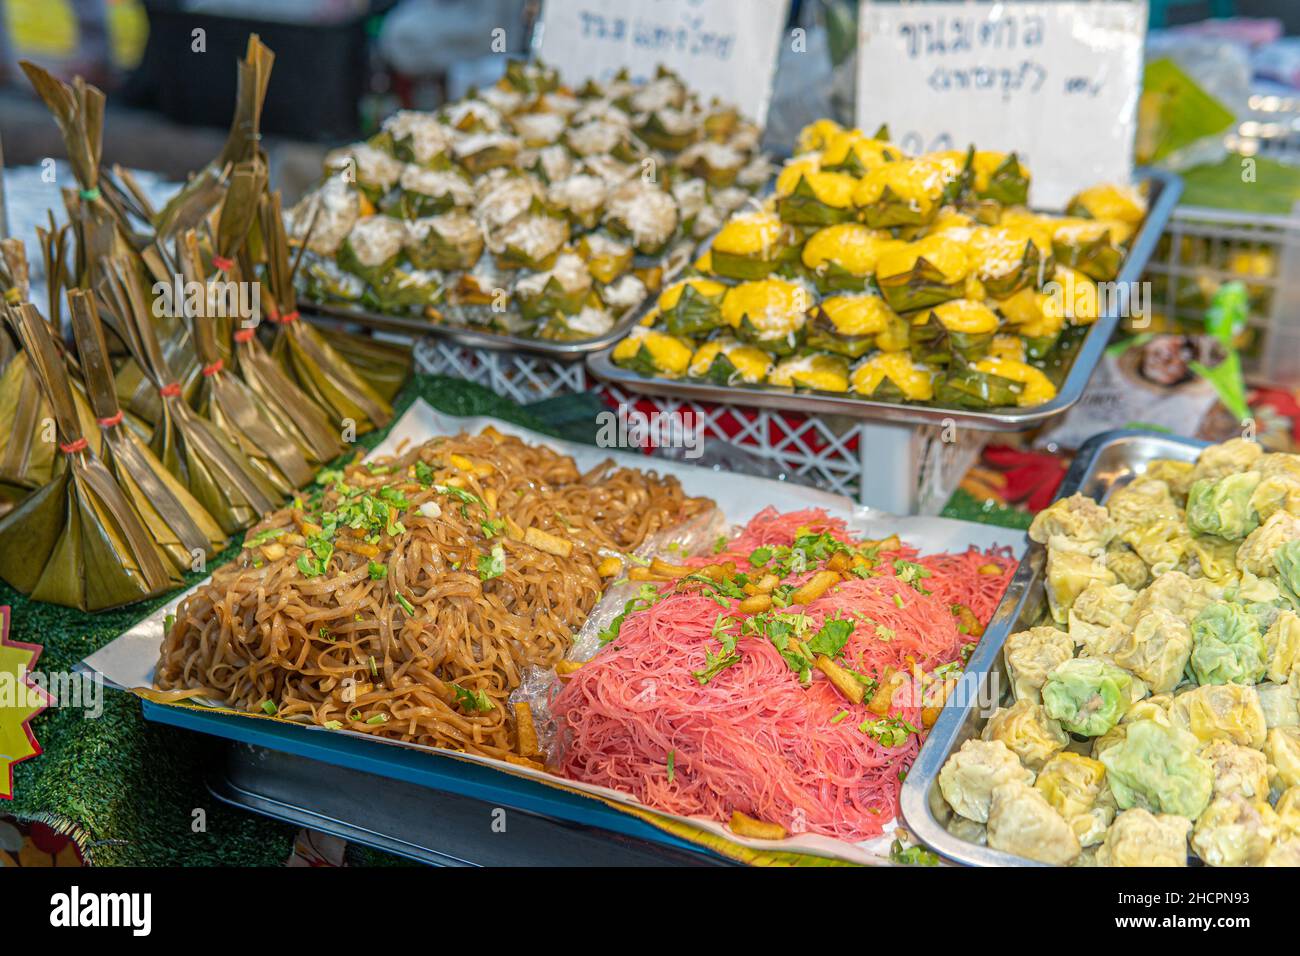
left=6, top=0, right=1300, bottom=393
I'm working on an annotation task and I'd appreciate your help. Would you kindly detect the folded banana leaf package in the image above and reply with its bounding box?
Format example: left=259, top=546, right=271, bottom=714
left=259, top=190, right=392, bottom=435
left=0, top=304, right=180, bottom=610
left=98, top=256, right=281, bottom=535
left=67, top=289, right=226, bottom=573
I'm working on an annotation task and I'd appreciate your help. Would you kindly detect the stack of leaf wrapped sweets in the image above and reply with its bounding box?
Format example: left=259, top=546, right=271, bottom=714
left=0, top=37, right=410, bottom=611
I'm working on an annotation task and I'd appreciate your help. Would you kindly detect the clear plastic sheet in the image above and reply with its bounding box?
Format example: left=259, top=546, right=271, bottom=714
left=510, top=504, right=730, bottom=766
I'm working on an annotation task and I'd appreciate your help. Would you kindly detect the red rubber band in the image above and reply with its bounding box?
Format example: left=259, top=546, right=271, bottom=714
left=278, top=310, right=300, bottom=324
left=212, top=256, right=234, bottom=273
left=158, top=382, right=182, bottom=398
left=97, top=412, right=124, bottom=428
left=202, top=359, right=224, bottom=377
left=266, top=306, right=280, bottom=322
left=233, top=327, right=257, bottom=343
left=59, top=438, right=89, bottom=454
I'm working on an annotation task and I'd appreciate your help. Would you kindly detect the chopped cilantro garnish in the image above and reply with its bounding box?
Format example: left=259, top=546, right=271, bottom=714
left=859, top=715, right=919, bottom=748
left=889, top=839, right=938, bottom=867
left=368, top=560, right=387, bottom=580
left=477, top=544, right=506, bottom=580
left=748, top=546, right=773, bottom=567
left=806, top=616, right=854, bottom=659
left=481, top=517, right=506, bottom=538
left=892, top=559, right=932, bottom=593
left=692, top=645, right=742, bottom=685
left=413, top=460, right=435, bottom=484
left=451, top=683, right=493, bottom=712
left=245, top=527, right=286, bottom=548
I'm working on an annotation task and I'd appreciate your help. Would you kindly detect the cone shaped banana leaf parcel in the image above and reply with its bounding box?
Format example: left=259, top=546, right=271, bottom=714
left=259, top=191, right=391, bottom=434
left=0, top=304, right=180, bottom=610
left=154, top=34, right=275, bottom=240
left=67, top=290, right=226, bottom=572
left=0, top=242, right=102, bottom=497
left=176, top=230, right=314, bottom=493
left=98, top=256, right=281, bottom=535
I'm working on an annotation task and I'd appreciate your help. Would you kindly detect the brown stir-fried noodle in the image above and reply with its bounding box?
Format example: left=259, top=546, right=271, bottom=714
left=156, top=428, right=710, bottom=761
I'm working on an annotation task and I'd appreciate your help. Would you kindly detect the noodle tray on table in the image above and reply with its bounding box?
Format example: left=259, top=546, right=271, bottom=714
left=82, top=399, right=1027, bottom=866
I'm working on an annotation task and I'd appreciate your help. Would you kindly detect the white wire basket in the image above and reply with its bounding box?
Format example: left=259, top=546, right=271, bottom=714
left=412, top=336, right=983, bottom=513
left=1140, top=98, right=1300, bottom=386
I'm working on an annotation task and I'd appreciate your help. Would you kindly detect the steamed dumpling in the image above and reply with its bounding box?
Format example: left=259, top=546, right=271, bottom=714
left=939, top=738, right=1036, bottom=823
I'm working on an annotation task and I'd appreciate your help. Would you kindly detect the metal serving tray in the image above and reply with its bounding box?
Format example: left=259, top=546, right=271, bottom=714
left=898, top=428, right=1208, bottom=866
left=586, top=169, right=1183, bottom=432
left=145, top=698, right=728, bottom=866
left=301, top=293, right=647, bottom=358
left=207, top=742, right=726, bottom=866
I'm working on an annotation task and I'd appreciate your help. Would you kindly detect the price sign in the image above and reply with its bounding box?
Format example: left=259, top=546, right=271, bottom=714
left=535, top=0, right=791, bottom=125
left=855, top=0, right=1148, bottom=208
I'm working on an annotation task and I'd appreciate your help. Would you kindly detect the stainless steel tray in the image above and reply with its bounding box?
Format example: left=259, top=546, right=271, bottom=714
left=300, top=295, right=646, bottom=359
left=208, top=742, right=727, bottom=866
left=898, top=428, right=1208, bottom=866
left=586, top=169, right=1183, bottom=431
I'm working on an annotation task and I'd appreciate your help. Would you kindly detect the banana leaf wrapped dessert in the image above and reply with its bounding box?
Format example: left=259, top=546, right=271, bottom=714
left=850, top=351, right=939, bottom=403
left=936, top=356, right=1058, bottom=409
left=0, top=303, right=180, bottom=609
left=816, top=125, right=902, bottom=176
left=337, top=215, right=409, bottom=286
left=66, top=290, right=226, bottom=572
left=969, top=151, right=1031, bottom=206
left=262, top=192, right=393, bottom=434
left=997, top=286, right=1068, bottom=360
left=775, top=168, right=857, bottom=226
left=99, top=257, right=281, bottom=534
left=721, top=279, right=810, bottom=356
left=293, top=63, right=767, bottom=340
left=603, top=119, right=1147, bottom=411
left=768, top=353, right=850, bottom=392
left=967, top=224, right=1053, bottom=299
left=1050, top=218, right=1133, bottom=283
left=387, top=164, right=474, bottom=219
left=687, top=337, right=773, bottom=385
left=806, top=293, right=908, bottom=358
left=515, top=252, right=593, bottom=324
left=374, top=109, right=453, bottom=165
left=405, top=211, right=483, bottom=273
left=876, top=235, right=970, bottom=313
left=853, top=159, right=949, bottom=229
left=910, top=298, right=1000, bottom=366
left=800, top=224, right=902, bottom=293
left=708, top=210, right=793, bottom=281
left=1067, top=183, right=1148, bottom=226
left=611, top=326, right=694, bottom=378
left=657, top=277, right=728, bottom=337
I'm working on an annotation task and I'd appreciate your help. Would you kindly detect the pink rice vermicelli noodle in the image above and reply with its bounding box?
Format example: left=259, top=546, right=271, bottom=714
left=551, top=507, right=1016, bottom=842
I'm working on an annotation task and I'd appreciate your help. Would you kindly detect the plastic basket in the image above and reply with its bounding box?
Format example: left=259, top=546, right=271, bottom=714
left=412, top=336, right=982, bottom=512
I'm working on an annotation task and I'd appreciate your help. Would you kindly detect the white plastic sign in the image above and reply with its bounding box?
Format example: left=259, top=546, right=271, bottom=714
left=855, top=0, right=1148, bottom=209
left=535, top=0, right=791, bottom=126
